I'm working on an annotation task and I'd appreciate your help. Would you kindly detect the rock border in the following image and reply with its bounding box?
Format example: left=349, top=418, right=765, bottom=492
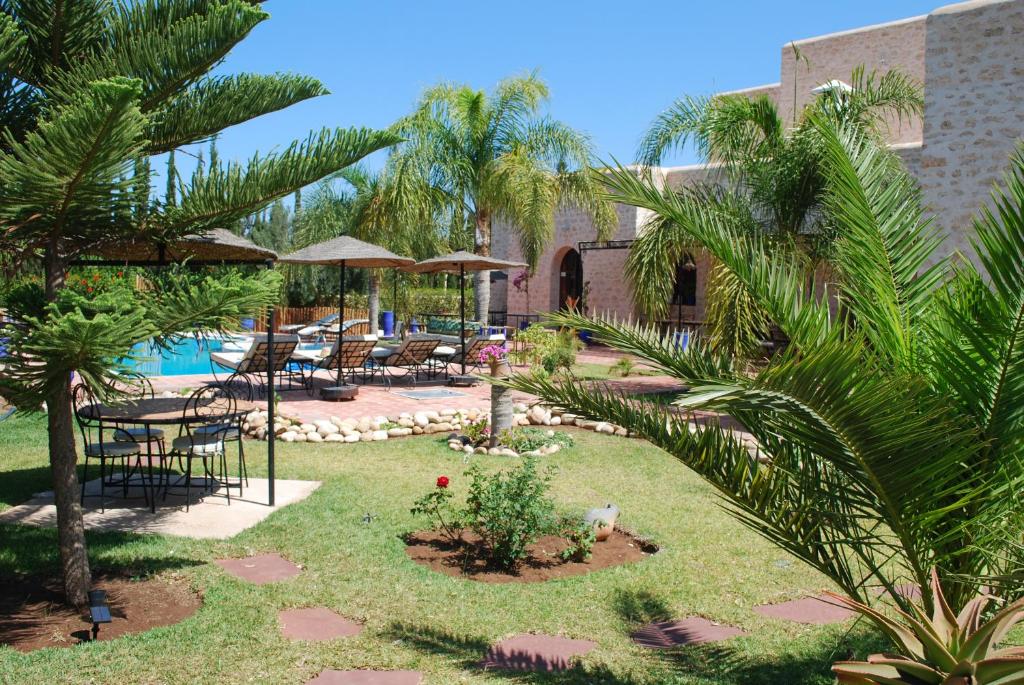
left=240, top=403, right=635, bottom=446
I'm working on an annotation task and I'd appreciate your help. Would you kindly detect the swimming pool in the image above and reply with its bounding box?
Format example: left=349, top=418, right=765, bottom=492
left=126, top=336, right=236, bottom=376
left=126, top=335, right=322, bottom=377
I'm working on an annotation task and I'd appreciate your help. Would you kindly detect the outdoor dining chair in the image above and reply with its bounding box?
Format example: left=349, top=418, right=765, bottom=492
left=298, top=335, right=377, bottom=395
left=166, top=385, right=239, bottom=511
left=73, top=384, right=142, bottom=513
left=105, top=373, right=167, bottom=464
left=210, top=333, right=301, bottom=399
left=370, top=337, right=440, bottom=389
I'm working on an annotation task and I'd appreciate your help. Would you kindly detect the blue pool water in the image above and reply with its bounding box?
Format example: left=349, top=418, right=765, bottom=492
left=126, top=337, right=231, bottom=376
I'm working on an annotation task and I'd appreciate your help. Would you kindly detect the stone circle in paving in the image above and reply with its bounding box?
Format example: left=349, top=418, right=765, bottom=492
left=305, top=671, right=422, bottom=685
left=631, top=617, right=747, bottom=648
left=215, top=553, right=300, bottom=584
left=480, top=633, right=597, bottom=672
left=753, top=595, right=855, bottom=624
left=278, top=607, right=362, bottom=641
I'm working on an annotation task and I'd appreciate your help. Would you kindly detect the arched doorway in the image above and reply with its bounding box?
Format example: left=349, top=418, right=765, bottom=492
left=558, top=248, right=583, bottom=310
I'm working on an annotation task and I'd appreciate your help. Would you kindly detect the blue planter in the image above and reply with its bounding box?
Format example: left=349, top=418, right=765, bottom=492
left=578, top=330, right=593, bottom=344
left=410, top=318, right=419, bottom=334
left=241, top=318, right=255, bottom=331
left=382, top=311, right=395, bottom=337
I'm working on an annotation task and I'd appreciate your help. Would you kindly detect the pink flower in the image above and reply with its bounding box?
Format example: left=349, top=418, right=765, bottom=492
left=478, top=344, right=507, bottom=365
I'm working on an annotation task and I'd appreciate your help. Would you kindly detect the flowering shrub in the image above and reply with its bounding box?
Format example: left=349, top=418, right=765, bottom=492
left=478, top=343, right=506, bottom=366
left=558, top=515, right=597, bottom=562
left=411, top=475, right=463, bottom=543
left=512, top=269, right=530, bottom=292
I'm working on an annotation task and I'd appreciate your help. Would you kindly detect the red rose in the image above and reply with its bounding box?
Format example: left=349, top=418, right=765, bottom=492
left=87, top=286, right=94, bottom=293
left=92, top=273, right=100, bottom=281
left=80, top=279, right=87, bottom=285
left=436, top=476, right=449, bottom=489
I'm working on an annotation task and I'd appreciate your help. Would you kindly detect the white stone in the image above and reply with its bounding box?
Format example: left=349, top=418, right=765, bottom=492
left=513, top=403, right=528, bottom=413
left=294, top=432, right=308, bottom=442
left=423, top=410, right=440, bottom=421
left=463, top=445, right=474, bottom=455
left=306, top=431, right=323, bottom=442
left=359, top=432, right=375, bottom=442
left=488, top=447, right=502, bottom=455
left=248, top=413, right=266, bottom=429
left=614, top=427, right=628, bottom=437
left=356, top=418, right=373, bottom=433
left=343, top=433, right=360, bottom=443
left=595, top=422, right=615, bottom=435
left=549, top=416, right=562, bottom=426
left=318, top=423, right=340, bottom=436
left=255, top=427, right=267, bottom=440
left=398, top=418, right=414, bottom=428
left=299, top=423, right=317, bottom=434
left=387, top=427, right=405, bottom=438
left=325, top=433, right=345, bottom=442
left=412, top=426, right=424, bottom=435
left=474, top=446, right=488, bottom=454
left=500, top=448, right=518, bottom=457
left=372, top=430, right=389, bottom=441
left=330, top=415, right=345, bottom=427
left=448, top=441, right=462, bottom=451
left=413, top=413, right=429, bottom=427
left=440, top=408, right=457, bottom=417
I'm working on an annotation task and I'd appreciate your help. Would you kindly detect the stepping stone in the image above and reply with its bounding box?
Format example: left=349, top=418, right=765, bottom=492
left=481, top=633, right=597, bottom=672
left=306, top=671, right=422, bottom=685
left=631, top=617, right=746, bottom=648
left=215, top=553, right=300, bottom=584
left=754, top=595, right=855, bottom=624
left=279, top=607, right=362, bottom=641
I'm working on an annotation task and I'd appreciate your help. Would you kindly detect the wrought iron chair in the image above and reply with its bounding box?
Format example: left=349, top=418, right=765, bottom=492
left=166, top=385, right=238, bottom=511
left=73, top=384, right=143, bottom=512
left=106, top=373, right=167, bottom=469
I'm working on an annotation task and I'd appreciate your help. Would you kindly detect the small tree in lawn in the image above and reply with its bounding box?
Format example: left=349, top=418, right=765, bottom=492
left=0, top=1, right=397, bottom=607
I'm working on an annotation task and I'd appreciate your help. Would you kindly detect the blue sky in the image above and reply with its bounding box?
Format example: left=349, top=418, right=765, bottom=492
left=181, top=0, right=940, bottom=185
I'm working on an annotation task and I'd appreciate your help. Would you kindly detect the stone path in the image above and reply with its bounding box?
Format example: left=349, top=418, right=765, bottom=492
left=215, top=553, right=301, bottom=584
left=480, top=633, right=597, bottom=672
left=753, top=595, right=855, bottom=624
left=306, top=671, right=422, bottom=685
left=631, top=617, right=747, bottom=648
left=279, top=608, right=362, bottom=641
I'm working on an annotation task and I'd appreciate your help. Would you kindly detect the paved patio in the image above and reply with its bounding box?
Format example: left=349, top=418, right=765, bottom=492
left=149, top=350, right=685, bottom=424
left=0, top=477, right=321, bottom=539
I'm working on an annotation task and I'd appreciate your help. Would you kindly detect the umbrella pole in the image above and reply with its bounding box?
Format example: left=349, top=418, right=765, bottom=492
left=338, top=260, right=346, bottom=387
left=460, top=264, right=466, bottom=376
left=265, top=259, right=276, bottom=507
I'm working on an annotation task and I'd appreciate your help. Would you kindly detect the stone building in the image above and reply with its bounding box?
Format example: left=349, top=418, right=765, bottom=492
left=491, top=0, right=1024, bottom=328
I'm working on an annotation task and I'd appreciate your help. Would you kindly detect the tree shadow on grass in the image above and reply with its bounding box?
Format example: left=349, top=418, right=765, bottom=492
left=384, top=619, right=888, bottom=685
left=0, top=465, right=53, bottom=508
left=608, top=588, right=888, bottom=685
left=0, top=523, right=204, bottom=578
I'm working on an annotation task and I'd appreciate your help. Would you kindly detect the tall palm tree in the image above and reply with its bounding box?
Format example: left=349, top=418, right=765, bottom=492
left=0, top=0, right=396, bottom=605
left=503, top=121, right=1024, bottom=618
left=632, top=66, right=922, bottom=356
left=290, top=158, right=443, bottom=326
left=396, top=72, right=616, bottom=323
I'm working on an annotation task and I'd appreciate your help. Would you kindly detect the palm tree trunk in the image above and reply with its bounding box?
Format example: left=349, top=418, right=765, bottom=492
left=44, top=242, right=91, bottom=608
left=368, top=271, right=381, bottom=336
left=474, top=209, right=491, bottom=325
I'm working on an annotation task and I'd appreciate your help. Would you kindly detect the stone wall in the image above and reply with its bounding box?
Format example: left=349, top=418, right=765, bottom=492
left=778, top=15, right=927, bottom=144
left=918, top=0, right=1024, bottom=266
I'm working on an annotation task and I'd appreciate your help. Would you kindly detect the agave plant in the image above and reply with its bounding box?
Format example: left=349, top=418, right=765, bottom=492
left=830, top=570, right=1024, bottom=684
left=500, top=118, right=1024, bottom=615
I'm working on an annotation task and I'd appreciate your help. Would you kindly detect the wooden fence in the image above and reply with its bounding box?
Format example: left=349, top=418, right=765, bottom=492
left=251, top=306, right=369, bottom=332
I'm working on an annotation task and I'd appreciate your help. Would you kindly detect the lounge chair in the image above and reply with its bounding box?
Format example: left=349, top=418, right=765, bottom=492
left=434, top=333, right=507, bottom=376
left=369, top=336, right=440, bottom=389
left=279, top=312, right=339, bottom=335
left=210, top=333, right=301, bottom=399
left=297, top=335, right=377, bottom=395
left=321, top=319, right=372, bottom=342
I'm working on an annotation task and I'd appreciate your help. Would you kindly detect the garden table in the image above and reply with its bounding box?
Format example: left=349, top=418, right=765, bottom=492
left=78, top=397, right=259, bottom=512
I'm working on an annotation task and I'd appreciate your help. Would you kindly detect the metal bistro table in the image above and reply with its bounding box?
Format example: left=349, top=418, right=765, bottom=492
left=78, top=396, right=259, bottom=512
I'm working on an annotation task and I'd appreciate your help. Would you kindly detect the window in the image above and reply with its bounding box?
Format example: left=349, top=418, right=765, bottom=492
left=671, top=254, right=697, bottom=307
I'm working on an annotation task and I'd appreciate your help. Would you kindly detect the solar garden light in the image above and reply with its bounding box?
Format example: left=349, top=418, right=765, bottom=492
left=88, top=589, right=111, bottom=641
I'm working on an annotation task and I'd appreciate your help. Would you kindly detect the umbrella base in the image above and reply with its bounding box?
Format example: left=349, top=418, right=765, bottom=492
left=448, top=374, right=478, bottom=387
left=320, top=385, right=359, bottom=401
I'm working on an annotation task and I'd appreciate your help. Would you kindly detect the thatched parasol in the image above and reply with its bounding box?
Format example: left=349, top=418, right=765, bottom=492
left=280, top=236, right=415, bottom=396
left=404, top=251, right=527, bottom=376
left=84, top=228, right=277, bottom=264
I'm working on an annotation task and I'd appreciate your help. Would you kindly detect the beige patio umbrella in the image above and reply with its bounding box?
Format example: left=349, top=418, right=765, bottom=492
left=404, top=251, right=527, bottom=376
left=279, top=236, right=415, bottom=395
left=85, top=228, right=278, bottom=264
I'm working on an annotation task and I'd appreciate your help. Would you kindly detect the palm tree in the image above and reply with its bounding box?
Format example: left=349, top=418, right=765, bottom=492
left=503, top=121, right=1024, bottom=618
left=290, top=158, right=443, bottom=326
left=395, top=72, right=616, bottom=323
left=0, top=0, right=396, bottom=605
left=632, top=66, right=922, bottom=356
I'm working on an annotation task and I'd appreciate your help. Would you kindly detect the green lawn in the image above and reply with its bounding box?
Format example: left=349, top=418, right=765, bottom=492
left=0, top=412, right=883, bottom=684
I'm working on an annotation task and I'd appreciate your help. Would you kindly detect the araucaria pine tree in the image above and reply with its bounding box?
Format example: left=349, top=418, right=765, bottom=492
left=0, top=1, right=397, bottom=606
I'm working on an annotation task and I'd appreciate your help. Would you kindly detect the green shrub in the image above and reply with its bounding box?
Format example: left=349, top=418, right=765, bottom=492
left=611, top=356, right=636, bottom=377
left=557, top=515, right=596, bottom=562
left=464, top=458, right=556, bottom=571
left=497, top=428, right=574, bottom=454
